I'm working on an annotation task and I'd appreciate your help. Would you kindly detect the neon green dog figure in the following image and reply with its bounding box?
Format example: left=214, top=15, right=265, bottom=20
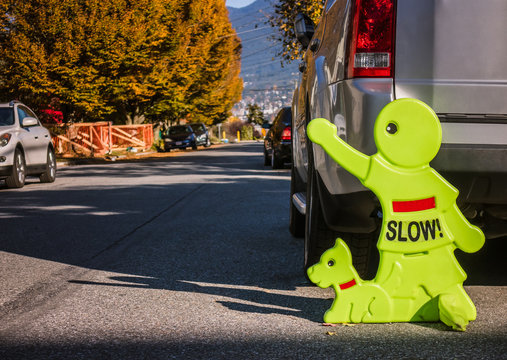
left=307, top=98, right=485, bottom=331
left=307, top=238, right=397, bottom=324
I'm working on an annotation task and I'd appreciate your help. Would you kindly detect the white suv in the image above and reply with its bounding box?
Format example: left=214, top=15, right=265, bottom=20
left=0, top=101, right=56, bottom=188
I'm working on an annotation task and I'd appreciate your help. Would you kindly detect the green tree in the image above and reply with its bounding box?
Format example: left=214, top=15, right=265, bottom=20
left=267, top=0, right=323, bottom=64
left=246, top=103, right=265, bottom=126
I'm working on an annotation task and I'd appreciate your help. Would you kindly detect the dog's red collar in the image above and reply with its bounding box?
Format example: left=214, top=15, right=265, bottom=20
left=339, top=279, right=357, bottom=290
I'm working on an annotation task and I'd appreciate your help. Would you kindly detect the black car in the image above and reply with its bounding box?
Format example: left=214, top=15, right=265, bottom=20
left=189, top=123, right=211, bottom=148
left=264, top=107, right=292, bottom=169
left=163, top=125, right=197, bottom=151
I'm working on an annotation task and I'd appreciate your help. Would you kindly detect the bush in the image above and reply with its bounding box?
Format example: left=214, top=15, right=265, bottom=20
left=253, top=128, right=262, bottom=139
left=240, top=124, right=254, bottom=140
left=152, top=139, right=165, bottom=152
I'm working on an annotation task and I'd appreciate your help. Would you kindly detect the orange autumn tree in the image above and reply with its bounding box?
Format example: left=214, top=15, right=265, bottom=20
left=0, top=0, right=167, bottom=121
left=0, top=0, right=242, bottom=125
left=0, top=0, right=107, bottom=119
left=185, top=0, right=243, bottom=126
left=150, top=0, right=243, bottom=126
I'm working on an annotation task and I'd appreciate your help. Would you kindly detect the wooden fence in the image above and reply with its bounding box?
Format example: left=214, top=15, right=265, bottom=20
left=46, top=122, right=154, bottom=156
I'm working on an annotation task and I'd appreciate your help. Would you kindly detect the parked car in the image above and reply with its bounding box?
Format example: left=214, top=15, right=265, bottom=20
left=263, top=107, right=292, bottom=169
left=291, top=0, right=507, bottom=278
left=163, top=125, right=197, bottom=151
left=0, top=101, right=56, bottom=188
left=189, top=123, right=211, bottom=148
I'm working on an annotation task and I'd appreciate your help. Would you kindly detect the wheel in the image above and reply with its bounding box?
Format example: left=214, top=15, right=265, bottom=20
left=263, top=148, right=270, bottom=166
left=271, top=149, right=283, bottom=169
left=192, top=142, right=197, bottom=150
left=341, top=231, right=379, bottom=280
left=289, top=163, right=305, bottom=238
left=6, top=148, right=26, bottom=188
left=304, top=154, right=338, bottom=271
left=304, top=142, right=377, bottom=279
left=40, top=147, right=56, bottom=183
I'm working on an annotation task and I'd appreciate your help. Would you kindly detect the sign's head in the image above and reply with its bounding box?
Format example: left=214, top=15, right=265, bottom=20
left=374, top=98, right=442, bottom=168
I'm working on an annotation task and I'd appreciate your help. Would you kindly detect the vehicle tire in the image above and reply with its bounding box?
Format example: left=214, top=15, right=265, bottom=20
left=6, top=148, right=26, bottom=188
left=305, top=144, right=377, bottom=279
left=40, top=147, right=56, bottom=183
left=341, top=231, right=379, bottom=280
left=289, top=162, right=305, bottom=238
left=192, top=142, right=197, bottom=150
left=304, top=154, right=339, bottom=272
left=271, top=149, right=283, bottom=169
left=263, top=149, right=270, bottom=166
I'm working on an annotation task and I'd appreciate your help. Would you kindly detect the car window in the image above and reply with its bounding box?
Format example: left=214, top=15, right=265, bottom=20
left=274, top=108, right=291, bottom=130
left=168, top=126, right=191, bottom=135
left=0, top=108, right=14, bottom=126
left=24, top=106, right=37, bottom=118
left=18, top=106, right=39, bottom=125
left=282, top=108, right=292, bottom=126
left=190, top=124, right=205, bottom=133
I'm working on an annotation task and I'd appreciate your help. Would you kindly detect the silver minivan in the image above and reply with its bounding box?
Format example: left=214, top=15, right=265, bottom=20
left=291, top=0, right=507, bottom=276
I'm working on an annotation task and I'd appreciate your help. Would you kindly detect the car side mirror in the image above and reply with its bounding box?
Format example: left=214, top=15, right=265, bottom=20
left=294, top=13, right=315, bottom=49
left=21, top=117, right=38, bottom=127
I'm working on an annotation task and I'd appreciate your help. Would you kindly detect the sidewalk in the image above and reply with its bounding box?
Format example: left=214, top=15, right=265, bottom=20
left=55, top=143, right=228, bottom=167
left=56, top=140, right=264, bottom=167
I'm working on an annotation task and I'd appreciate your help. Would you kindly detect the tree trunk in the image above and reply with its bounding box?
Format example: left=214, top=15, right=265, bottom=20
left=119, top=103, right=145, bottom=125
left=125, top=106, right=145, bottom=125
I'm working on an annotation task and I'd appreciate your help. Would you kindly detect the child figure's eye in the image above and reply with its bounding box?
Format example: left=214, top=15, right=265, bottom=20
left=386, top=123, right=398, bottom=134
left=328, top=260, right=335, bottom=267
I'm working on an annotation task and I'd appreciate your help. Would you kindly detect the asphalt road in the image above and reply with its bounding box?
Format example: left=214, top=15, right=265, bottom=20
left=0, top=142, right=506, bottom=359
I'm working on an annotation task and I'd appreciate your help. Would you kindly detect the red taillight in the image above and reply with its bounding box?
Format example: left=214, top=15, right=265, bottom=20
left=281, top=127, right=291, bottom=140
left=347, top=0, right=395, bottom=78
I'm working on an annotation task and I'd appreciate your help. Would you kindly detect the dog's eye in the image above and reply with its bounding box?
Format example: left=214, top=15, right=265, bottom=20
left=327, top=260, right=335, bottom=267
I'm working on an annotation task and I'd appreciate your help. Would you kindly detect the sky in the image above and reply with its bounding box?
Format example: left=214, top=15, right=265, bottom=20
left=226, top=0, right=257, bottom=8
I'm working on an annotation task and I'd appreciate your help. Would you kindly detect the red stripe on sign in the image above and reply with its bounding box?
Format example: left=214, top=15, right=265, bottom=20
left=393, top=197, right=436, bottom=212
left=339, top=279, right=357, bottom=290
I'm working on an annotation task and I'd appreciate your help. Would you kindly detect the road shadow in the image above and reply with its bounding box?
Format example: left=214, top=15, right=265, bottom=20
left=1, top=143, right=329, bottom=322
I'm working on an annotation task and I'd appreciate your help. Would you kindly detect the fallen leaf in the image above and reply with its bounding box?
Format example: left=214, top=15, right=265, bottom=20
left=326, top=331, right=337, bottom=336
left=322, top=323, right=337, bottom=327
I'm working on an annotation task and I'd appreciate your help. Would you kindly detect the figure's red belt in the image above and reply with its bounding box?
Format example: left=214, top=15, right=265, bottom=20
left=393, top=197, right=436, bottom=213
left=339, top=279, right=357, bottom=290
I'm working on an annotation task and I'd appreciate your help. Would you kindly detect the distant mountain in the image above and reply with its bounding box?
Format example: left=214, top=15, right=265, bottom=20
left=227, top=0, right=299, bottom=119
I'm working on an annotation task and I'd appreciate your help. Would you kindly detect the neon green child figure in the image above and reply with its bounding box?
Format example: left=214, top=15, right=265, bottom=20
left=307, top=98, right=485, bottom=331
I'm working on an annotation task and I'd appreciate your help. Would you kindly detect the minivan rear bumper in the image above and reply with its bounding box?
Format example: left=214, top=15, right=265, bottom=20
left=433, top=143, right=507, bottom=174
